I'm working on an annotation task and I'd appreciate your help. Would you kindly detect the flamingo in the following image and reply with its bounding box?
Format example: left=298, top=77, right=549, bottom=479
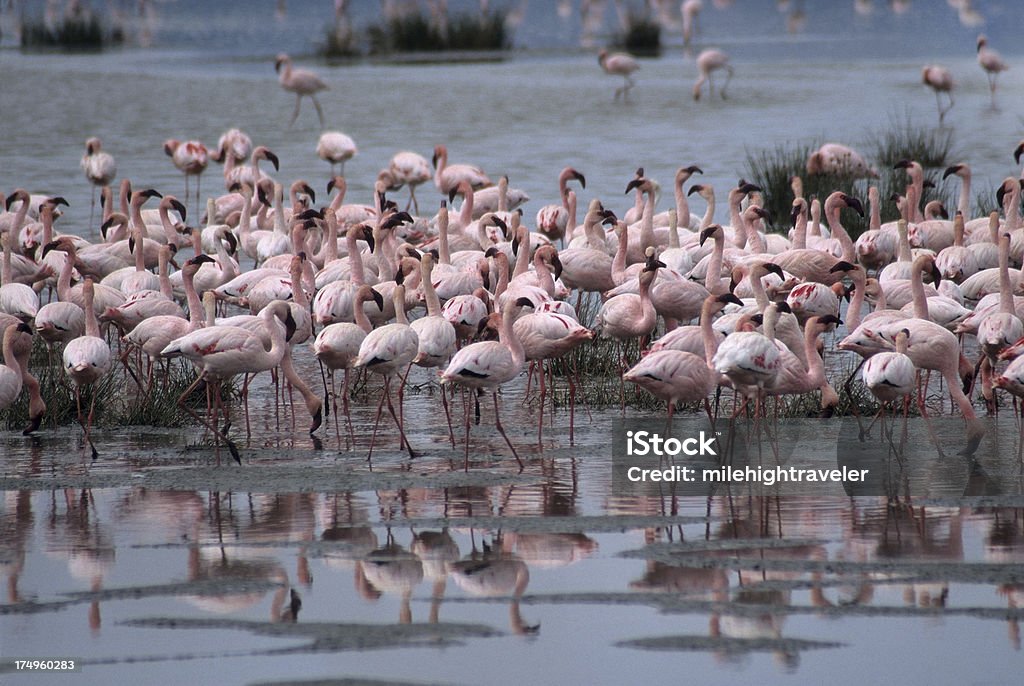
left=162, top=300, right=296, bottom=463
left=384, top=151, right=432, bottom=213
left=353, top=282, right=419, bottom=459
left=163, top=139, right=209, bottom=205
left=712, top=302, right=784, bottom=416
left=862, top=328, right=916, bottom=417
left=976, top=35, right=1008, bottom=108
left=81, top=137, right=116, bottom=226
left=692, top=48, right=733, bottom=101
left=682, top=0, right=702, bottom=49
left=0, top=322, right=32, bottom=412
left=805, top=143, right=877, bottom=178
left=441, top=296, right=533, bottom=470
left=432, top=145, right=491, bottom=195
left=922, top=65, right=954, bottom=125
left=535, top=167, right=586, bottom=245
left=625, top=292, right=741, bottom=422
left=976, top=233, right=1023, bottom=412
left=598, top=49, right=639, bottom=101
left=317, top=131, right=358, bottom=175
left=63, top=278, right=112, bottom=459
left=275, top=53, right=328, bottom=127
left=0, top=231, right=39, bottom=321
left=313, top=285, right=385, bottom=442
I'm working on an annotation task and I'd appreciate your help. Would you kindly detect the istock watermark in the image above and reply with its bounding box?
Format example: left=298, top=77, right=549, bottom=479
left=610, top=417, right=1023, bottom=499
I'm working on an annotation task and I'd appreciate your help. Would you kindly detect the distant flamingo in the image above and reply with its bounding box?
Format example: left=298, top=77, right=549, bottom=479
left=922, top=65, right=954, bottom=125
left=692, top=48, right=733, bottom=100
left=976, top=35, right=1008, bottom=108
left=275, top=53, right=328, bottom=127
left=81, top=137, right=116, bottom=226
left=598, top=49, right=639, bottom=101
left=682, top=0, right=702, bottom=49
left=317, top=131, right=358, bottom=175
left=163, top=139, right=209, bottom=204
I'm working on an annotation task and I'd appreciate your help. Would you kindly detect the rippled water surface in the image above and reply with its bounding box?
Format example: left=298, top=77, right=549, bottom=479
left=3, top=1, right=1024, bottom=684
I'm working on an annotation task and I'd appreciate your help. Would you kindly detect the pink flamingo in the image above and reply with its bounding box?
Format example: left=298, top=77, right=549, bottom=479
left=81, top=137, right=116, bottom=226
left=922, top=65, right=954, bottom=125
left=317, top=131, right=358, bottom=175
left=275, top=53, right=328, bottom=127
left=163, top=139, right=209, bottom=205
left=432, top=145, right=491, bottom=195
left=692, top=48, right=733, bottom=100
left=976, top=35, right=1008, bottom=108
left=535, top=167, right=586, bottom=244
left=63, top=278, right=112, bottom=459
left=598, top=49, right=639, bottom=101
left=441, top=297, right=534, bottom=471
left=384, top=151, right=432, bottom=213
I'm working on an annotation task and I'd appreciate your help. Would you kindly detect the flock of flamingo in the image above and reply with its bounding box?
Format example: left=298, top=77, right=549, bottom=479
left=4, top=109, right=1024, bottom=468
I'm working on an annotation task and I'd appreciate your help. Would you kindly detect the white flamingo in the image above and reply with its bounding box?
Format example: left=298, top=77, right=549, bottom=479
left=922, top=65, right=954, bottom=125
left=163, top=139, right=209, bottom=204
left=692, top=48, right=733, bottom=100
left=317, top=131, right=358, bottom=175
left=432, top=145, right=491, bottom=195
left=976, top=35, right=1008, bottom=108
left=81, top=137, right=116, bottom=225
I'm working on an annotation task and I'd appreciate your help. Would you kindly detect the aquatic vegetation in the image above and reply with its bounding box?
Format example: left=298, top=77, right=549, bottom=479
left=364, top=9, right=510, bottom=56
left=613, top=9, right=661, bottom=57
left=20, top=7, right=123, bottom=51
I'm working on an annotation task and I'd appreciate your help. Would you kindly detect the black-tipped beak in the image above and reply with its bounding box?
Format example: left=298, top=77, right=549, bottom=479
left=739, top=182, right=762, bottom=194
left=829, top=260, right=856, bottom=273
left=844, top=195, right=865, bottom=217
left=893, top=159, right=912, bottom=169
left=765, top=262, right=784, bottom=278
left=395, top=267, right=405, bottom=286
left=719, top=293, right=743, bottom=307
left=310, top=407, right=322, bottom=435
left=996, top=185, right=1007, bottom=208
left=484, top=246, right=500, bottom=258
left=170, top=198, right=187, bottom=221
left=574, top=170, right=586, bottom=188
left=51, top=196, right=69, bottom=207
left=687, top=184, right=704, bottom=197
left=625, top=178, right=643, bottom=194
left=327, top=177, right=337, bottom=194
left=361, top=226, right=375, bottom=252
left=190, top=254, right=217, bottom=266
left=930, top=264, right=943, bottom=287
left=753, top=207, right=772, bottom=222
left=284, top=310, right=297, bottom=342
left=820, top=314, right=842, bottom=326
left=775, top=301, right=792, bottom=314
left=515, top=297, right=535, bottom=309
left=143, top=188, right=163, bottom=199
left=448, top=188, right=458, bottom=203
left=551, top=254, right=563, bottom=281
left=431, top=152, right=439, bottom=168
left=223, top=231, right=238, bottom=254
left=302, top=184, right=316, bottom=203
left=1015, top=143, right=1024, bottom=166
left=264, top=150, right=280, bottom=171
left=687, top=165, right=704, bottom=175
left=943, top=164, right=962, bottom=179
left=699, top=226, right=716, bottom=246
left=371, top=288, right=385, bottom=311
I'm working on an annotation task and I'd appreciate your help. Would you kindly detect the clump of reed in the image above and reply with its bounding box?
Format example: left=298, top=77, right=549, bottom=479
left=742, top=117, right=957, bottom=241
left=20, top=4, right=123, bottom=51
left=0, top=339, right=231, bottom=432
left=613, top=7, right=661, bottom=57
left=363, top=8, right=510, bottom=56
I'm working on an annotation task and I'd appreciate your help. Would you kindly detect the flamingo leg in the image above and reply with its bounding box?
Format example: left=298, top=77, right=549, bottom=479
left=289, top=94, right=303, bottom=127
left=177, top=373, right=241, bottom=464
left=384, top=376, right=416, bottom=458
left=493, top=391, right=524, bottom=472
left=537, top=360, right=545, bottom=450
left=441, top=384, right=456, bottom=448
left=463, top=388, right=472, bottom=472
left=367, top=378, right=388, bottom=463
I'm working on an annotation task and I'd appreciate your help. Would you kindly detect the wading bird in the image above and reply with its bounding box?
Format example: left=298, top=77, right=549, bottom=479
left=275, top=53, right=328, bottom=127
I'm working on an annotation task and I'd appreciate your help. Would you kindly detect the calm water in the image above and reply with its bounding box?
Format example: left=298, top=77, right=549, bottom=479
left=3, top=1, right=1024, bottom=684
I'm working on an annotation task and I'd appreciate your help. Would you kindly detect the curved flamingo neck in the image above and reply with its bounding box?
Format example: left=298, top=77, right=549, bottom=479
left=698, top=189, right=715, bottom=230
left=512, top=227, right=531, bottom=278
left=743, top=209, right=767, bottom=253
left=700, top=298, right=721, bottom=368
left=158, top=202, right=178, bottom=244
left=824, top=198, right=855, bottom=262
left=668, top=209, right=680, bottom=249
left=802, top=322, right=827, bottom=388
left=346, top=228, right=366, bottom=286
left=421, top=259, right=442, bottom=317
left=437, top=207, right=451, bottom=265
left=640, top=188, right=655, bottom=250
left=57, top=252, right=74, bottom=302
left=748, top=265, right=771, bottom=310
left=2, top=327, right=23, bottom=380
left=704, top=232, right=724, bottom=293
left=82, top=282, right=100, bottom=338
left=674, top=174, right=691, bottom=228
left=499, top=302, right=525, bottom=367
left=612, top=223, right=629, bottom=279
left=956, top=169, right=971, bottom=217
left=183, top=265, right=204, bottom=327
left=910, top=255, right=931, bottom=320
left=353, top=291, right=373, bottom=333
left=998, top=234, right=1014, bottom=314
left=728, top=190, right=746, bottom=247
left=393, top=286, right=409, bottom=326
left=846, top=270, right=866, bottom=331
left=158, top=248, right=173, bottom=299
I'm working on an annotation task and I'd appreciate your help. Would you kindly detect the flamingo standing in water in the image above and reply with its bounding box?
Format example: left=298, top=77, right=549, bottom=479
left=598, top=49, right=639, bottom=101
left=383, top=151, right=432, bottom=213
left=976, top=35, right=1008, bottom=108
left=922, top=65, right=954, bottom=125
left=432, top=145, right=491, bottom=196
left=535, top=166, right=586, bottom=245
left=163, top=139, right=209, bottom=205
left=693, top=48, right=733, bottom=100
left=0, top=322, right=32, bottom=412
left=353, top=283, right=419, bottom=460
left=63, top=278, right=112, bottom=459
left=862, top=328, right=916, bottom=418
left=81, top=137, right=116, bottom=226
left=317, top=131, right=358, bottom=175
left=275, top=53, right=328, bottom=127
left=441, top=297, right=533, bottom=471
left=162, top=300, right=296, bottom=464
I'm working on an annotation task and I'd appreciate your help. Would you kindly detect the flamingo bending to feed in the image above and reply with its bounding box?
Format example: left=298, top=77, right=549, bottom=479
left=81, top=137, right=116, bottom=226
left=712, top=302, right=784, bottom=417
left=317, top=131, right=358, bottom=175
left=441, top=297, right=534, bottom=471
left=384, top=151, right=432, bottom=213
left=598, top=49, right=639, bottom=101
left=862, top=328, right=916, bottom=419
left=0, top=322, right=33, bottom=412
left=162, top=300, right=296, bottom=464
left=275, top=53, right=328, bottom=127
left=63, top=278, right=112, bottom=459
left=693, top=48, right=733, bottom=100
left=922, top=65, right=954, bottom=125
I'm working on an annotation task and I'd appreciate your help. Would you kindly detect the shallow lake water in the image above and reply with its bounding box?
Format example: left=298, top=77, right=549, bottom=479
left=3, top=1, right=1024, bottom=683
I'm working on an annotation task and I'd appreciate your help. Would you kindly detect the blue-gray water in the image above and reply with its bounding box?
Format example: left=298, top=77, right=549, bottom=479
left=3, top=1, right=1024, bottom=684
